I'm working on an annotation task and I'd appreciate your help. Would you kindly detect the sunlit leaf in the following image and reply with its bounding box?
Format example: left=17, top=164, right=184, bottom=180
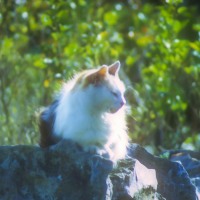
left=33, top=56, right=46, bottom=69
left=44, top=79, right=50, bottom=88
left=104, top=11, right=118, bottom=25
left=126, top=56, right=135, bottom=65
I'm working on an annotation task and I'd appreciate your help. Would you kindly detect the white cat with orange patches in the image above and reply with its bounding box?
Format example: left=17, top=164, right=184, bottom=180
left=39, top=61, right=129, bottom=162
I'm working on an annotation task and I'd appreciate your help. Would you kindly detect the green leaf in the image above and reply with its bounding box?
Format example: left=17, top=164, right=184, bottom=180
left=104, top=11, right=118, bottom=25
left=40, top=14, right=52, bottom=26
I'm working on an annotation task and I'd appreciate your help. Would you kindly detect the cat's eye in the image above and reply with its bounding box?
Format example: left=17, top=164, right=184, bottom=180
left=111, top=91, right=118, bottom=97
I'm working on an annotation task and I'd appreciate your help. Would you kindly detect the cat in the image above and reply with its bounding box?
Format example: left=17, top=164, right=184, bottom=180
left=39, top=61, right=129, bottom=162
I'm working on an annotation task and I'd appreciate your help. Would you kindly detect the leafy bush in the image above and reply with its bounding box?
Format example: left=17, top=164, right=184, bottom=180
left=0, top=0, right=200, bottom=150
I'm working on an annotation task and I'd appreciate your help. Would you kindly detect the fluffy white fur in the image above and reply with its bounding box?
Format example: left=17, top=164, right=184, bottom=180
left=53, top=61, right=128, bottom=162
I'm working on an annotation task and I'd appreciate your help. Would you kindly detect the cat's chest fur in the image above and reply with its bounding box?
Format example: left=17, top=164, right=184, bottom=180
left=54, top=84, right=123, bottom=145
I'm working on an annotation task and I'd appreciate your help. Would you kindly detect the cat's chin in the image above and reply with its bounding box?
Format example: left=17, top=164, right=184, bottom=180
left=108, top=107, right=121, bottom=114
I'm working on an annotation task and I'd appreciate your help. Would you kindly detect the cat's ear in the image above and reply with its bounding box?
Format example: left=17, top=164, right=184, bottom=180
left=108, top=61, right=120, bottom=76
left=85, top=66, right=107, bottom=86
left=97, top=66, right=108, bottom=77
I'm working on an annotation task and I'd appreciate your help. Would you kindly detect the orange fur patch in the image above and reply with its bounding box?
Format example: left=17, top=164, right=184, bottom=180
left=72, top=67, right=108, bottom=90
left=86, top=67, right=107, bottom=86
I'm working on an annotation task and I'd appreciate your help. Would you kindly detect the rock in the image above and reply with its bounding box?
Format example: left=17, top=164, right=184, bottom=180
left=128, top=144, right=198, bottom=200
left=168, top=149, right=200, bottom=199
left=0, top=140, right=198, bottom=200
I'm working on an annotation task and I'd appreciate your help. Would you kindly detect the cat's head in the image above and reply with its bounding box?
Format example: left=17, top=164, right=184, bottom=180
left=73, top=61, right=126, bottom=114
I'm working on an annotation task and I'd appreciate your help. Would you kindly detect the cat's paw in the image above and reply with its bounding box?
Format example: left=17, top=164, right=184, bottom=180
left=84, top=145, right=110, bottom=158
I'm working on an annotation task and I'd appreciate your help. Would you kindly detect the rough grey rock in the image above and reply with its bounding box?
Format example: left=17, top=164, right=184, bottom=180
left=128, top=145, right=198, bottom=200
left=0, top=140, right=198, bottom=200
left=168, top=150, right=200, bottom=199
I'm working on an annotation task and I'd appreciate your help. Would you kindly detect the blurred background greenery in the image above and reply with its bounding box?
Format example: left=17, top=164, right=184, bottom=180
left=0, top=0, right=200, bottom=152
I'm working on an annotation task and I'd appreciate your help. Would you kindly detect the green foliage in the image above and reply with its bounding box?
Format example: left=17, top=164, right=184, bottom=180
left=0, top=0, right=200, bottom=150
left=127, top=3, right=200, bottom=149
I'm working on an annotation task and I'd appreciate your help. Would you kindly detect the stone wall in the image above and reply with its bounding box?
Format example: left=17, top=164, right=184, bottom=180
left=0, top=140, right=198, bottom=200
